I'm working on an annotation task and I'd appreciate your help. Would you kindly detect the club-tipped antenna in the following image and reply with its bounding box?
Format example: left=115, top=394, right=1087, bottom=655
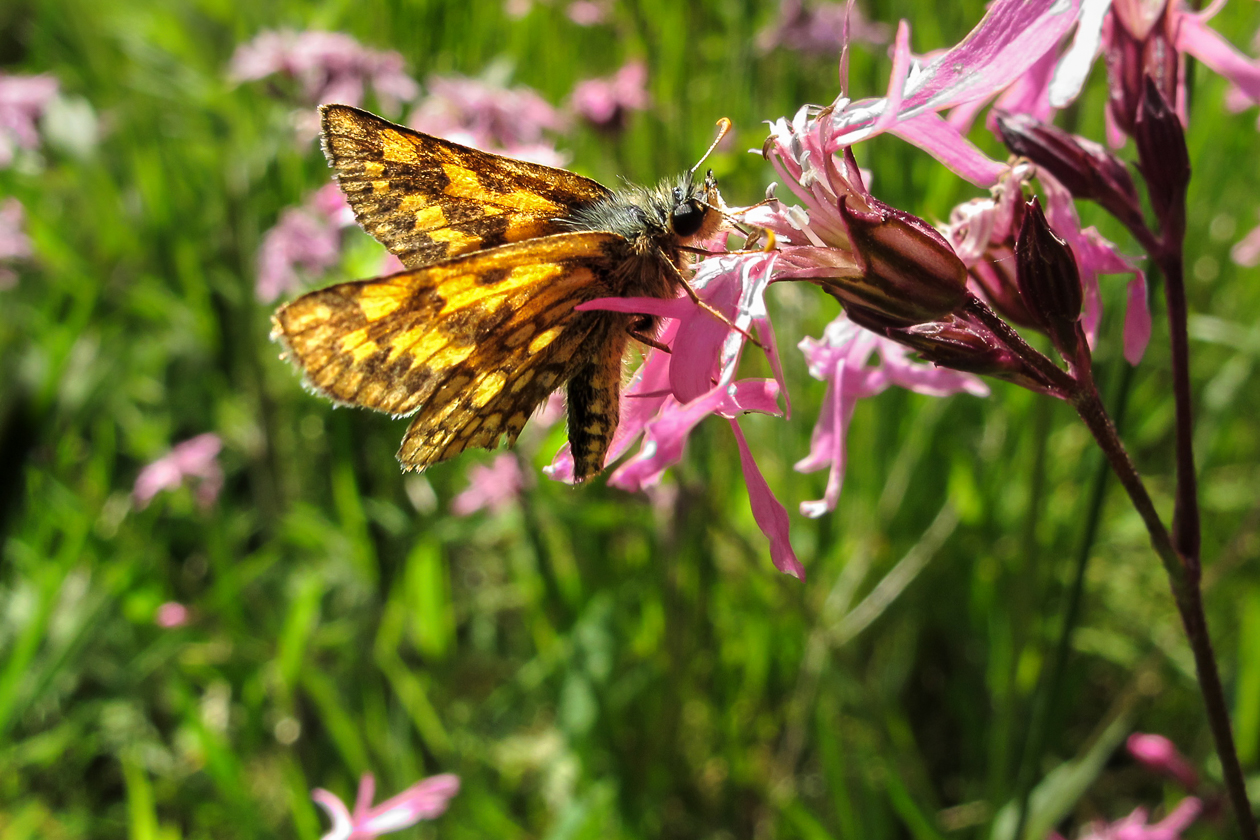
left=690, top=117, right=732, bottom=176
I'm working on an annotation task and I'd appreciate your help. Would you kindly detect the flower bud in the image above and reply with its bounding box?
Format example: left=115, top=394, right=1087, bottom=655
left=820, top=196, right=969, bottom=328
left=1015, top=198, right=1084, bottom=357
left=995, top=112, right=1145, bottom=233
left=1104, top=6, right=1178, bottom=139
left=1134, top=75, right=1190, bottom=244
left=1127, top=733, right=1200, bottom=791
left=868, top=311, right=1061, bottom=395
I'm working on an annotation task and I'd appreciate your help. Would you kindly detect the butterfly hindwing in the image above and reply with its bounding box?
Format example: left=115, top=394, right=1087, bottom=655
left=321, top=105, right=612, bottom=269
left=272, top=231, right=629, bottom=473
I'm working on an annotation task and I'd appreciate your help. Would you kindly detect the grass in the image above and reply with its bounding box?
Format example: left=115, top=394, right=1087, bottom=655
left=2, top=0, right=1260, bottom=838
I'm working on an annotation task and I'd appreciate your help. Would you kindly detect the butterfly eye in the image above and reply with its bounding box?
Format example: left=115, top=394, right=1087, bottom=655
left=671, top=199, right=706, bottom=237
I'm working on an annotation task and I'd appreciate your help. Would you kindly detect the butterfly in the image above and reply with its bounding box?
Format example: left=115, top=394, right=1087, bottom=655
left=271, top=104, right=731, bottom=482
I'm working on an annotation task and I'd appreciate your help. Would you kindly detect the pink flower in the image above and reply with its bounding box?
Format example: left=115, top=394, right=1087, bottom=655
left=757, top=0, right=890, bottom=55
left=1036, top=172, right=1150, bottom=365
left=451, top=454, right=529, bottom=516
left=1043, top=1, right=1260, bottom=146
left=256, top=183, right=353, bottom=302
left=1051, top=797, right=1202, bottom=840
left=0, top=197, right=32, bottom=289
left=570, top=62, right=650, bottom=131
left=0, top=72, right=59, bottom=168
left=154, top=602, right=191, bottom=628
left=1232, top=222, right=1260, bottom=267
left=812, top=0, right=1084, bottom=186
left=408, top=75, right=565, bottom=166
left=566, top=1, right=610, bottom=26
left=133, top=433, right=225, bottom=510
left=1127, top=732, right=1200, bottom=791
left=312, top=773, right=459, bottom=840
left=545, top=252, right=803, bottom=578
left=752, top=102, right=969, bottom=329
left=939, top=163, right=1151, bottom=365
left=229, top=30, right=418, bottom=113
left=795, top=315, right=988, bottom=518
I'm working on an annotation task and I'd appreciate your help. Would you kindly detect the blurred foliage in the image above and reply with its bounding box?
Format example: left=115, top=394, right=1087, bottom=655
left=2, top=0, right=1260, bottom=838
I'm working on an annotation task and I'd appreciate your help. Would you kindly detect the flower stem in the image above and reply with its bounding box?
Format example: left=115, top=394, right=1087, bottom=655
left=1156, top=248, right=1201, bottom=571
left=1070, top=364, right=1258, bottom=840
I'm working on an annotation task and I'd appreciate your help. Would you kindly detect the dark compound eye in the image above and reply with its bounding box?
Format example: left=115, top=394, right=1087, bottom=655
left=671, top=199, right=706, bottom=237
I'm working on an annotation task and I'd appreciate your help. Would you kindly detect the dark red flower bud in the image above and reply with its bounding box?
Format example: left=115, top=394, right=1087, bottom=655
left=1134, top=76, right=1190, bottom=244
left=1015, top=198, right=1084, bottom=357
left=881, top=313, right=1061, bottom=395
left=821, top=196, right=969, bottom=327
left=1104, top=7, right=1178, bottom=139
left=995, top=112, right=1145, bottom=233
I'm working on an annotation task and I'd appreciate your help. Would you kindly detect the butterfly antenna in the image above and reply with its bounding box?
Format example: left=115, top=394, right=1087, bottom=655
left=690, top=118, right=732, bottom=176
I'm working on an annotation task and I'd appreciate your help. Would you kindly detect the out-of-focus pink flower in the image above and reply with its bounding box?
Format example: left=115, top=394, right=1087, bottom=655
left=795, top=315, right=988, bottom=518
left=566, top=0, right=609, bottom=25
left=0, top=72, right=59, bottom=168
left=1049, top=797, right=1202, bottom=840
left=229, top=30, right=418, bottom=113
left=757, top=0, right=890, bottom=55
left=257, top=183, right=353, bottom=302
left=1232, top=222, right=1260, bottom=267
left=570, top=62, right=650, bottom=131
left=1127, top=732, right=1200, bottom=791
left=155, top=602, right=191, bottom=628
left=134, top=433, right=225, bottom=510
left=451, top=454, right=529, bottom=516
left=408, top=75, right=566, bottom=166
left=312, top=773, right=459, bottom=840
left=0, top=197, right=32, bottom=289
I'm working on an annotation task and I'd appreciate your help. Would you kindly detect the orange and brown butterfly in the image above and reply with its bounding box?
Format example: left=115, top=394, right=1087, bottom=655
left=271, top=104, right=731, bottom=482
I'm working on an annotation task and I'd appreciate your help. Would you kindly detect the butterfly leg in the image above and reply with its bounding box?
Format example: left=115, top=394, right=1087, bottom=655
left=566, top=333, right=626, bottom=482
left=627, top=316, right=671, bottom=354
left=665, top=261, right=765, bottom=350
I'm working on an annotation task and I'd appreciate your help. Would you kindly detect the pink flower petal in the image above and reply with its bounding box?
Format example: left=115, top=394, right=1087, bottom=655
left=1123, top=271, right=1151, bottom=365
left=729, top=419, right=803, bottom=579
left=1176, top=11, right=1260, bottom=104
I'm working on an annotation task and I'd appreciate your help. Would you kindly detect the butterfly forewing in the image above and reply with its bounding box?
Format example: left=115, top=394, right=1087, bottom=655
left=321, top=105, right=611, bottom=269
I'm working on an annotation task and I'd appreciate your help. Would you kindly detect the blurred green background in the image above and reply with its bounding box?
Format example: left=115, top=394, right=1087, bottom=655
left=2, top=0, right=1260, bottom=838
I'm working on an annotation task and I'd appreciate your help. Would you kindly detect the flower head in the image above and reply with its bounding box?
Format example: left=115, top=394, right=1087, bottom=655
left=155, top=602, right=191, bottom=628
left=570, top=61, right=650, bottom=131
left=451, top=454, right=529, bottom=516
left=752, top=108, right=968, bottom=328
left=133, top=433, right=225, bottom=510
left=0, top=197, right=32, bottom=289
left=1048, top=1, right=1260, bottom=146
left=0, top=72, right=59, bottom=168
left=408, top=74, right=565, bottom=166
left=1127, top=732, right=1200, bottom=791
left=256, top=184, right=353, bottom=302
left=312, top=773, right=459, bottom=840
left=756, top=0, right=890, bottom=55
left=229, top=30, right=418, bottom=112
left=794, top=314, right=988, bottom=518
left=1051, top=797, right=1202, bottom=840
left=546, top=252, right=802, bottom=578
